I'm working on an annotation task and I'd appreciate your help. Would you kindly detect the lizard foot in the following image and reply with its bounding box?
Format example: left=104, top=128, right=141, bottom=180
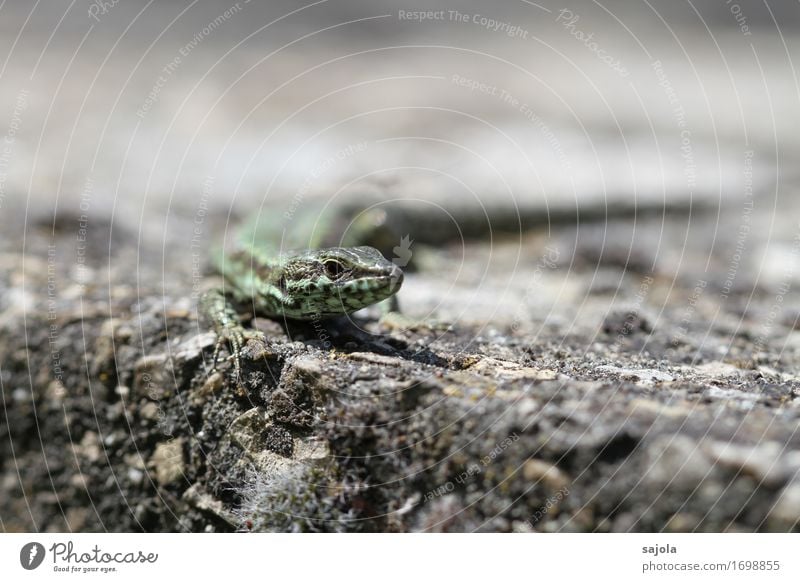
left=211, top=326, right=266, bottom=381
left=201, top=289, right=266, bottom=383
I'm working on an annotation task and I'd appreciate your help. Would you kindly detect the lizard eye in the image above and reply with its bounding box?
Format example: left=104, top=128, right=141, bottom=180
left=277, top=275, right=288, bottom=292
left=324, top=260, right=345, bottom=279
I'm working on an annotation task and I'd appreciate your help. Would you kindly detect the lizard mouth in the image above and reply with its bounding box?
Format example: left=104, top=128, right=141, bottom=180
left=377, top=264, right=404, bottom=291
left=342, top=265, right=403, bottom=290
left=333, top=265, right=404, bottom=304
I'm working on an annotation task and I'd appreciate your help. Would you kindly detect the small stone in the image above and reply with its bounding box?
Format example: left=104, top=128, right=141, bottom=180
left=523, top=459, right=569, bottom=491
left=229, top=408, right=269, bottom=453
left=66, top=508, right=89, bottom=531
left=1, top=473, right=17, bottom=491
left=76, top=431, right=101, bottom=463
left=644, top=435, right=712, bottom=489
left=665, top=513, right=701, bottom=532
left=704, top=441, right=800, bottom=487
left=627, top=398, right=691, bottom=419
left=165, top=308, right=190, bottom=319
left=70, top=473, right=89, bottom=490
left=46, top=380, right=67, bottom=401
left=602, top=309, right=652, bottom=336
left=611, top=512, right=638, bottom=532
left=124, top=453, right=146, bottom=470
left=251, top=317, right=288, bottom=339
left=512, top=520, right=534, bottom=532
left=139, top=401, right=159, bottom=420
left=345, top=352, right=404, bottom=367
left=568, top=507, right=594, bottom=531
left=193, top=372, right=224, bottom=404
left=128, top=468, right=144, bottom=485
left=467, top=357, right=559, bottom=381
left=767, top=479, right=800, bottom=531
left=293, top=437, right=330, bottom=462
left=513, top=399, right=539, bottom=419
left=11, top=388, right=29, bottom=403
left=151, top=439, right=185, bottom=486
left=693, top=362, right=743, bottom=379
left=596, top=365, right=674, bottom=385
left=172, top=332, right=215, bottom=364
left=99, top=318, right=122, bottom=338
left=182, top=484, right=236, bottom=526
left=134, top=354, right=170, bottom=400
left=291, top=356, right=324, bottom=377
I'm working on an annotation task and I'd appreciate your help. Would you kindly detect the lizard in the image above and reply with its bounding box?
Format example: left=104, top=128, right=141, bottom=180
left=200, top=203, right=405, bottom=380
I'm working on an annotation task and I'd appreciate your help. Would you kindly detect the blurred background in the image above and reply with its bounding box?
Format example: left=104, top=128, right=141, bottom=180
left=0, top=0, right=797, bottom=327
left=2, top=0, right=800, bottom=534
left=0, top=0, right=796, bottom=214
left=1, top=0, right=798, bottom=322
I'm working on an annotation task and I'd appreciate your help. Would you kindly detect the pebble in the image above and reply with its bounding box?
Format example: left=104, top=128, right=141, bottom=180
left=152, top=439, right=185, bottom=486
left=768, top=478, right=800, bottom=530
left=644, top=435, right=713, bottom=489
left=704, top=441, right=800, bottom=487
left=139, top=401, right=160, bottom=421
left=128, top=468, right=144, bottom=485
left=11, top=388, right=29, bottom=403
left=596, top=365, right=674, bottom=385
left=523, top=459, right=569, bottom=490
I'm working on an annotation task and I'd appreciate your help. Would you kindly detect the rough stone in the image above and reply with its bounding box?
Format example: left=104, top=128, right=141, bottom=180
left=151, top=439, right=185, bottom=487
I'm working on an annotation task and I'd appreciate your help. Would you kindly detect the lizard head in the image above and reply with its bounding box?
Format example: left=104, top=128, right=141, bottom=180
left=275, top=246, right=403, bottom=319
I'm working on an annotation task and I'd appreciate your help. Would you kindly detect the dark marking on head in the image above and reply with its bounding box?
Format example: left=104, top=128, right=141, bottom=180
left=265, top=246, right=403, bottom=319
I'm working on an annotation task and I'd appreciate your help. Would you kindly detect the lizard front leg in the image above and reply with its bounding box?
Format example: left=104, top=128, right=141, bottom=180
left=200, top=288, right=263, bottom=380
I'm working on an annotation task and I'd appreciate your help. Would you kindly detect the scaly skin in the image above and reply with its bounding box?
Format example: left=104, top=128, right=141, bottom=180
left=201, top=240, right=403, bottom=378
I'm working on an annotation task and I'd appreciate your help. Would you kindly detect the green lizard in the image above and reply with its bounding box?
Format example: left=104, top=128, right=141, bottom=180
left=200, top=203, right=404, bottom=379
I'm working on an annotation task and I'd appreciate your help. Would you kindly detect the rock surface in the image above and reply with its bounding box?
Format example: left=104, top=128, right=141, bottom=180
left=2, top=201, right=800, bottom=532
left=1, top=0, right=800, bottom=533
